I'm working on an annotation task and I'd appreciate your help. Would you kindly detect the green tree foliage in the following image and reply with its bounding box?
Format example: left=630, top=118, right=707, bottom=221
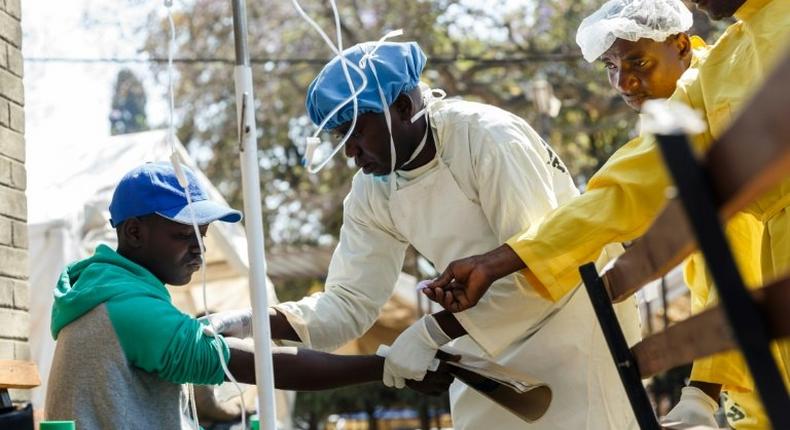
left=110, top=68, right=150, bottom=135
left=139, top=0, right=725, bottom=246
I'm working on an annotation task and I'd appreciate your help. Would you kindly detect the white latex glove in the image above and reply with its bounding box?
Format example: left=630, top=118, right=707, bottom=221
left=378, top=315, right=449, bottom=389
left=662, top=386, right=719, bottom=428
left=201, top=309, right=253, bottom=338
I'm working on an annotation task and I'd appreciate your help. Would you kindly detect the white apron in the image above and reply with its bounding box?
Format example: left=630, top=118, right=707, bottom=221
left=389, top=156, right=641, bottom=429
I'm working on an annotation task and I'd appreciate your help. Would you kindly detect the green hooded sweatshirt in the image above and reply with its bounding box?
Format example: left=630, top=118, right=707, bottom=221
left=50, top=244, right=229, bottom=384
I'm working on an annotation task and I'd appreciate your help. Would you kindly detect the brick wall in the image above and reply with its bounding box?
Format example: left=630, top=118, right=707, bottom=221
left=0, top=0, right=30, bottom=403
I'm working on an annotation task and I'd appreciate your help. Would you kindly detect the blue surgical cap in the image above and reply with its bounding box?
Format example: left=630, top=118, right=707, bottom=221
left=305, top=41, right=427, bottom=130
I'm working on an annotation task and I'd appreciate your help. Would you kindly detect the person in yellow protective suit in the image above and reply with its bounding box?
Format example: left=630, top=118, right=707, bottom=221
left=578, top=0, right=771, bottom=427
left=424, top=0, right=790, bottom=428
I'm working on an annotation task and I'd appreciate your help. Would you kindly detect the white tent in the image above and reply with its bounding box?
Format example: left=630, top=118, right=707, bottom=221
left=26, top=129, right=292, bottom=427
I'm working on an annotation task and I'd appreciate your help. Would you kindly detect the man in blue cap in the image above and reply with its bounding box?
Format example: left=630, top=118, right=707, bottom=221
left=44, top=162, right=453, bottom=429
left=223, top=41, right=641, bottom=428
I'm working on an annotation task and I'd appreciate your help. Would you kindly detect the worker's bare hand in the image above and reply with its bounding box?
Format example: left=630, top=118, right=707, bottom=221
left=421, top=245, right=526, bottom=313
left=421, top=254, right=494, bottom=312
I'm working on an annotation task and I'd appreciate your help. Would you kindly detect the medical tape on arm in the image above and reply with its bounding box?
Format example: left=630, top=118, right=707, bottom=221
left=424, top=314, right=453, bottom=346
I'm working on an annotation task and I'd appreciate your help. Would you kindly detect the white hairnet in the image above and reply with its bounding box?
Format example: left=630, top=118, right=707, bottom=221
left=575, top=0, right=693, bottom=63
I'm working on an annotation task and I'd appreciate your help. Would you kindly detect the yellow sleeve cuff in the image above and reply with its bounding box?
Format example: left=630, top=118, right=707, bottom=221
left=505, top=234, right=580, bottom=302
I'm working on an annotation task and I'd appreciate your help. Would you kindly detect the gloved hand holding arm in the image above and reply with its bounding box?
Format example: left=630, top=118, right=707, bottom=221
left=379, top=311, right=466, bottom=388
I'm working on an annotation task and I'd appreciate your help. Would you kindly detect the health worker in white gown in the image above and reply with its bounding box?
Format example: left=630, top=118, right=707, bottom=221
left=260, top=41, right=641, bottom=429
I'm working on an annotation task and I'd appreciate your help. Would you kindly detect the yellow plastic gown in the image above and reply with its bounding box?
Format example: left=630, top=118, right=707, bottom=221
left=506, top=0, right=789, bottom=427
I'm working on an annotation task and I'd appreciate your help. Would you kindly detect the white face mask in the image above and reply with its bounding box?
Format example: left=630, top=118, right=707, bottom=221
left=390, top=87, right=447, bottom=175
left=400, top=111, right=431, bottom=167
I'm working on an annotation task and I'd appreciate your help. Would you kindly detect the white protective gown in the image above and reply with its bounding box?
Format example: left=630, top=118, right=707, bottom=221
left=276, top=98, right=641, bottom=429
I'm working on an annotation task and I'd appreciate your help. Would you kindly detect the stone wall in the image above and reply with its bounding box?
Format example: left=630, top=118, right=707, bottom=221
left=0, top=0, right=30, bottom=403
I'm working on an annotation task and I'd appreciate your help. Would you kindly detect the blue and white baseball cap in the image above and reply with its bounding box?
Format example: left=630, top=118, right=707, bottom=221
left=109, top=162, right=242, bottom=228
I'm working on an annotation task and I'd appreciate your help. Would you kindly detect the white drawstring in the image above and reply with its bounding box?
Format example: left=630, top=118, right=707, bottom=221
left=291, top=0, right=370, bottom=174
left=401, top=87, right=446, bottom=167
left=290, top=3, right=446, bottom=190
left=163, top=2, right=246, bottom=429
left=409, top=88, right=446, bottom=123
left=360, top=38, right=401, bottom=183
left=401, top=124, right=429, bottom=168
left=291, top=0, right=410, bottom=174
left=358, top=29, right=404, bottom=69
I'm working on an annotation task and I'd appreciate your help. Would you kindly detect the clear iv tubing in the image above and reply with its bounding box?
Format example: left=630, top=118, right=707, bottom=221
left=163, top=2, right=247, bottom=429
left=290, top=0, right=369, bottom=174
